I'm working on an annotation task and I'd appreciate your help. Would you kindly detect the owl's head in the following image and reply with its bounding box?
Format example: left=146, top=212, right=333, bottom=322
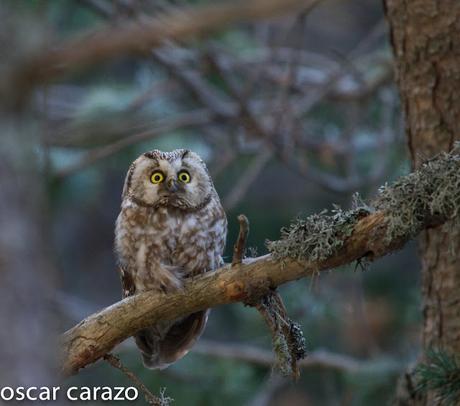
left=122, top=149, right=213, bottom=210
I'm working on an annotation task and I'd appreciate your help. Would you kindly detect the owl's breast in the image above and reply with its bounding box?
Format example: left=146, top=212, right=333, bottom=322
left=174, top=202, right=227, bottom=275
left=168, top=210, right=214, bottom=273
left=115, top=199, right=227, bottom=279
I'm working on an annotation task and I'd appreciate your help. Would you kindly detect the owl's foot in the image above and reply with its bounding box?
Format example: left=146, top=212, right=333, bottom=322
left=135, top=265, right=184, bottom=294
left=157, top=270, right=184, bottom=293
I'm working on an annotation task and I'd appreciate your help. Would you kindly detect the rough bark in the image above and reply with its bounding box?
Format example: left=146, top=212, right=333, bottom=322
left=385, top=1, right=460, bottom=404
left=60, top=150, right=459, bottom=376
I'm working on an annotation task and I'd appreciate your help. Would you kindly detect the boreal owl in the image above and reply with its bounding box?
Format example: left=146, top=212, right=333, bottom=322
left=115, top=149, right=227, bottom=369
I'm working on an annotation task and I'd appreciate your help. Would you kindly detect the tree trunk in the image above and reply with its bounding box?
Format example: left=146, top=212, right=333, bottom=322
left=384, top=1, right=460, bottom=403
left=0, top=7, right=58, bottom=387
left=0, top=115, right=58, bottom=387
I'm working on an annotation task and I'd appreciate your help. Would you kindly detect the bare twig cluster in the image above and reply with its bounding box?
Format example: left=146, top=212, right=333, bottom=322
left=103, top=354, right=170, bottom=406
left=25, top=0, right=399, bottom=210
left=17, top=0, right=321, bottom=88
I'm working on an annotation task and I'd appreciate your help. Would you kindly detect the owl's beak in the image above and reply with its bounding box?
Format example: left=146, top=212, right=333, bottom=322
left=166, top=178, right=178, bottom=193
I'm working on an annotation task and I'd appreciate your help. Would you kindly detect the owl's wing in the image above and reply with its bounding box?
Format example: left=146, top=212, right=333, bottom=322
left=119, top=266, right=136, bottom=298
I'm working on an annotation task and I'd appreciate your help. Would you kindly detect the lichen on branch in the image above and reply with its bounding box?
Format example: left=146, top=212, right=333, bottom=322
left=374, top=146, right=460, bottom=242
left=267, top=146, right=460, bottom=263
left=267, top=205, right=371, bottom=263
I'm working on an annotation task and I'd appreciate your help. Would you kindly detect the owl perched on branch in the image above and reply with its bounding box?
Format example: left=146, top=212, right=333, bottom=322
left=115, top=149, right=227, bottom=369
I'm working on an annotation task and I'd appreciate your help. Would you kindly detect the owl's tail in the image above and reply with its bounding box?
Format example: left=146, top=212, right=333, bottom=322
left=134, top=310, right=209, bottom=369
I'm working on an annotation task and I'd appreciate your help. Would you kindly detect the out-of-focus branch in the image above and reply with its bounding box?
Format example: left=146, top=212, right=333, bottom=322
left=55, top=110, right=214, bottom=178
left=209, top=149, right=237, bottom=178
left=60, top=150, right=460, bottom=376
left=70, top=0, right=394, bottom=194
left=194, top=340, right=401, bottom=373
left=248, top=374, right=287, bottom=406
left=151, top=49, right=236, bottom=119
left=76, top=0, right=113, bottom=18
left=16, top=0, right=321, bottom=89
left=203, top=50, right=380, bottom=193
left=223, top=150, right=272, bottom=211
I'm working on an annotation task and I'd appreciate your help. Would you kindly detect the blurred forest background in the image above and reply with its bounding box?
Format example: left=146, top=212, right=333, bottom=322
left=0, top=0, right=421, bottom=404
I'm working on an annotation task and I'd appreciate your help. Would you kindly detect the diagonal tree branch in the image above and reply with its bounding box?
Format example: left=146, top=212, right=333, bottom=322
left=60, top=149, right=460, bottom=377
left=15, top=0, right=321, bottom=91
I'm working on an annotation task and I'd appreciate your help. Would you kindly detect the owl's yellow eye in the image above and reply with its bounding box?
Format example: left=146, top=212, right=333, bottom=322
left=150, top=171, right=164, bottom=184
left=178, top=171, right=191, bottom=183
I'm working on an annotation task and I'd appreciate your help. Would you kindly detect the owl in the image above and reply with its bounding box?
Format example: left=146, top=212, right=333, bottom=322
left=114, top=149, right=227, bottom=369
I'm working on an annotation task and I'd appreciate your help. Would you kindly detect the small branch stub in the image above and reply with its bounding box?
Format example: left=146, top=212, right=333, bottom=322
left=232, top=214, right=249, bottom=265
left=232, top=214, right=307, bottom=379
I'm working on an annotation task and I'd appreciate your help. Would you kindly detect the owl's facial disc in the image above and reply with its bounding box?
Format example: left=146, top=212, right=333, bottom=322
left=126, top=150, right=213, bottom=210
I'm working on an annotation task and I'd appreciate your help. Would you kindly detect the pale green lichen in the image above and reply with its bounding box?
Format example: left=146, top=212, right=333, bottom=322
left=374, top=146, right=460, bottom=244
left=273, top=334, right=292, bottom=376
left=267, top=145, right=460, bottom=262
left=267, top=205, right=370, bottom=262
left=272, top=320, right=307, bottom=377
left=259, top=293, right=307, bottom=377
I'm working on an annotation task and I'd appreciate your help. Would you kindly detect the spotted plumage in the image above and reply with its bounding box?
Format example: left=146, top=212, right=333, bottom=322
left=115, top=149, right=227, bottom=369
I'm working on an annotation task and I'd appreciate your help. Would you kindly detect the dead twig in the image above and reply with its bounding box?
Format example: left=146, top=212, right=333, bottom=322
left=232, top=214, right=250, bottom=265
left=223, top=150, right=273, bottom=211
left=253, top=291, right=306, bottom=379
left=103, top=353, right=170, bottom=406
